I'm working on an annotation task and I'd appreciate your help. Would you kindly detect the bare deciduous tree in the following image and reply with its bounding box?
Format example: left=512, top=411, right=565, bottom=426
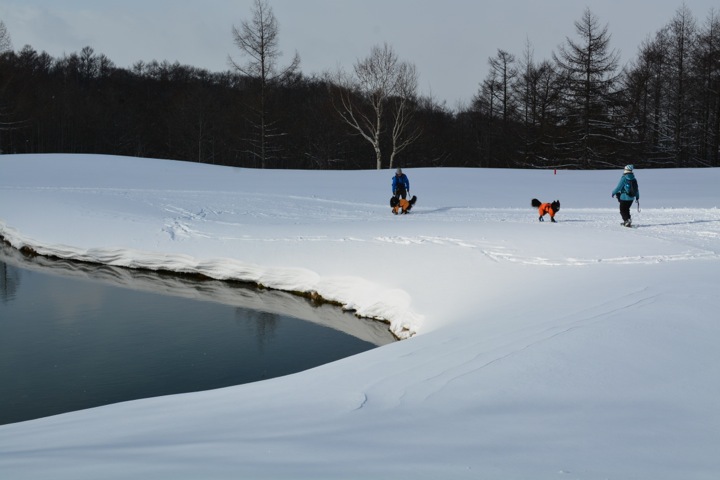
left=331, top=43, right=420, bottom=170
left=665, top=4, right=699, bottom=166
left=696, top=9, right=720, bottom=166
left=0, top=20, right=16, bottom=153
left=229, top=0, right=300, bottom=168
left=513, top=39, right=564, bottom=167
left=0, top=20, right=11, bottom=53
left=488, top=49, right=518, bottom=122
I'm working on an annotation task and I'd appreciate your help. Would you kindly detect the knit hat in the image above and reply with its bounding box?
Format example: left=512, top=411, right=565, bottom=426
left=624, top=164, right=634, bottom=173
left=396, top=168, right=403, bottom=174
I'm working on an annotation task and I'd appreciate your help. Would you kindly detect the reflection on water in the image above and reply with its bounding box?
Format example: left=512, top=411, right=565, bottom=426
left=0, top=243, right=394, bottom=425
left=0, top=258, right=21, bottom=303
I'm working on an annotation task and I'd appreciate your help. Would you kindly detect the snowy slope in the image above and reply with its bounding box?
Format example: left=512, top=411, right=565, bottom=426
left=1, top=154, right=719, bottom=479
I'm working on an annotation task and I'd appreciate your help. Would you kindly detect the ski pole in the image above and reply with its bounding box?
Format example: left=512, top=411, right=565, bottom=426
left=636, top=199, right=641, bottom=212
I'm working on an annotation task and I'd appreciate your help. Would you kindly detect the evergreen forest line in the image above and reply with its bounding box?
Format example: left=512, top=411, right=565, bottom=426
left=0, top=5, right=718, bottom=170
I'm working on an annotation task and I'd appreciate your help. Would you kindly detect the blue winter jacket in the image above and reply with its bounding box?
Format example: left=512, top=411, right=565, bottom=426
left=612, top=173, right=639, bottom=201
left=392, top=173, right=410, bottom=194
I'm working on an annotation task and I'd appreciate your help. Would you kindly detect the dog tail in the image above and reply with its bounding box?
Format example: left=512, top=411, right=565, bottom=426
left=409, top=195, right=417, bottom=206
left=531, top=198, right=541, bottom=208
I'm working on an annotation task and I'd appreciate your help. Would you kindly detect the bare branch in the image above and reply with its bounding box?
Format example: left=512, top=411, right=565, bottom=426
left=329, top=43, right=420, bottom=169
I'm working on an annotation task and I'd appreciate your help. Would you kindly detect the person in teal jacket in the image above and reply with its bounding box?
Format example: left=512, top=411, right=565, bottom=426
left=612, top=164, right=640, bottom=227
left=392, top=168, right=410, bottom=201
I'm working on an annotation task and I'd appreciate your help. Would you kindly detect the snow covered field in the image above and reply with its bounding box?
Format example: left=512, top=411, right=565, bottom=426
left=1, top=154, right=719, bottom=479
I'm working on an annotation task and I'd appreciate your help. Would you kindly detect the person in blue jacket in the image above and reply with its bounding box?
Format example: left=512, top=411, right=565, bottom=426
left=612, top=164, right=640, bottom=227
left=392, top=168, right=410, bottom=201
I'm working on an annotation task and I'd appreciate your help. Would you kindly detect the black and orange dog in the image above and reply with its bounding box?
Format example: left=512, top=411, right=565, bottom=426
left=390, top=195, right=417, bottom=214
left=532, top=198, right=560, bottom=222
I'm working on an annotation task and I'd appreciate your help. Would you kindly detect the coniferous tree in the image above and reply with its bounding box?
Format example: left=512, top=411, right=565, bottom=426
left=1, top=5, right=719, bottom=169
left=553, top=8, right=621, bottom=167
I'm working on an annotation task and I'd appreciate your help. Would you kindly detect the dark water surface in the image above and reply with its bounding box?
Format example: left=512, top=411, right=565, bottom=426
left=0, top=244, right=394, bottom=425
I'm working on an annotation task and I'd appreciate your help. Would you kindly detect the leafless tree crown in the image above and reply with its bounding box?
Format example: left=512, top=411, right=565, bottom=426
left=0, top=21, right=12, bottom=53
left=331, top=43, right=420, bottom=170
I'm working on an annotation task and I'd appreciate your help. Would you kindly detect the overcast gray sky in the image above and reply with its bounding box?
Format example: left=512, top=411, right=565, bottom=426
left=1, top=0, right=717, bottom=109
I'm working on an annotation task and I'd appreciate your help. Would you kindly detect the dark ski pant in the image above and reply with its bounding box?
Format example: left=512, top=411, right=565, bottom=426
left=393, top=186, right=407, bottom=200
left=619, top=199, right=633, bottom=222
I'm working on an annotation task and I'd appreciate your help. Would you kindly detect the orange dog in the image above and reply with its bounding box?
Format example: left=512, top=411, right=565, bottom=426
left=390, top=195, right=417, bottom=214
left=531, top=198, right=560, bottom=222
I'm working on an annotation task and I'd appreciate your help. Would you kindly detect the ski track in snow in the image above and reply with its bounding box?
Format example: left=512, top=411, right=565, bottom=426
left=415, top=290, right=662, bottom=403
left=2, top=182, right=719, bottom=339
left=155, top=190, right=720, bottom=266
left=2, top=159, right=720, bottom=480
left=14, top=184, right=719, bottom=267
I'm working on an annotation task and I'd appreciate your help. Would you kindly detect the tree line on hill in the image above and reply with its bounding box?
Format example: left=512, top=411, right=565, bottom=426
left=0, top=3, right=718, bottom=170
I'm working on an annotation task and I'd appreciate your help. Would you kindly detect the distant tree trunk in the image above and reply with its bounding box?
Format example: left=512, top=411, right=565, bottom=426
left=696, top=11, right=720, bottom=166
left=514, top=40, right=563, bottom=167
left=0, top=20, right=13, bottom=153
left=488, top=49, right=517, bottom=123
left=473, top=49, right=519, bottom=167
left=665, top=5, right=697, bottom=167
left=229, top=0, right=299, bottom=168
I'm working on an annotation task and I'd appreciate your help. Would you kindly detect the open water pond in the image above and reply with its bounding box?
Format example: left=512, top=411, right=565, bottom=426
left=0, top=244, right=395, bottom=425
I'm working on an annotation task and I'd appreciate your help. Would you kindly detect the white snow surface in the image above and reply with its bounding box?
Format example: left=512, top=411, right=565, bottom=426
left=1, top=154, right=719, bottom=479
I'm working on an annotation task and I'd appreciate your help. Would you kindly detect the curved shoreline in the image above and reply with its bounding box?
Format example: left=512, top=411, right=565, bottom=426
left=0, top=231, right=403, bottom=341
